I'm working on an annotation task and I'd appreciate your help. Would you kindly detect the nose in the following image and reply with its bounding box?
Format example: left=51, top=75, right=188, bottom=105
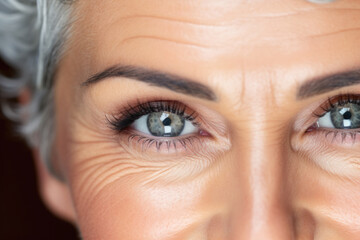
left=226, top=132, right=295, bottom=240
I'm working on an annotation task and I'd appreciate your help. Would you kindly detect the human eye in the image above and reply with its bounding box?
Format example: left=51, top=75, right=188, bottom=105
left=294, top=93, right=360, bottom=177
left=106, top=100, right=212, bottom=153
left=317, top=94, right=360, bottom=129
left=132, top=105, right=198, bottom=137
left=309, top=94, right=360, bottom=144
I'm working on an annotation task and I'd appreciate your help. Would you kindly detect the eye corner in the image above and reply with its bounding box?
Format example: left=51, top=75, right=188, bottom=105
left=305, top=122, right=318, bottom=133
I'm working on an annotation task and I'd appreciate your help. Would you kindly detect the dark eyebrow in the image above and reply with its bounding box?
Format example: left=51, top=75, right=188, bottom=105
left=82, top=65, right=217, bottom=101
left=297, top=70, right=360, bottom=100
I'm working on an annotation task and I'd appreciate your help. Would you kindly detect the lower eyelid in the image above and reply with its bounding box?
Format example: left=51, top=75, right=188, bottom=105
left=305, top=128, right=360, bottom=147
left=105, top=100, right=231, bottom=157
left=116, top=130, right=210, bottom=158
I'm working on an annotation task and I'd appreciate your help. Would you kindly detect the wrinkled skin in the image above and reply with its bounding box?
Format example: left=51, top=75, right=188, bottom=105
left=46, top=0, right=360, bottom=239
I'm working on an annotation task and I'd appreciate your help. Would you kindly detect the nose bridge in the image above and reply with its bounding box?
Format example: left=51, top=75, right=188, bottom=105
left=250, top=135, right=294, bottom=239
left=229, top=119, right=295, bottom=239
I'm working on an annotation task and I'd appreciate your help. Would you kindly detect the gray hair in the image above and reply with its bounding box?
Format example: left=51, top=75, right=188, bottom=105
left=0, top=0, right=74, bottom=176
left=0, top=0, right=337, bottom=177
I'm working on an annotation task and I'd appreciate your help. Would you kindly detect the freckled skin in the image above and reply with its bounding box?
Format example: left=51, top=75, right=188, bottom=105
left=51, top=0, right=360, bottom=239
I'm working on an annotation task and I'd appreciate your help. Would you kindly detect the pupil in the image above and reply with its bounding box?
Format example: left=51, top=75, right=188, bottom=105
left=343, top=111, right=352, bottom=120
left=162, top=117, right=172, bottom=126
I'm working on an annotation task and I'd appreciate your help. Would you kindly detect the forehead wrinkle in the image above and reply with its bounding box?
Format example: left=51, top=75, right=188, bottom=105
left=102, top=15, right=235, bottom=51
left=68, top=0, right=360, bottom=94
left=75, top=0, right=239, bottom=29
left=74, top=0, right=360, bottom=52
left=229, top=10, right=360, bottom=44
left=305, top=27, right=360, bottom=40
left=109, top=9, right=360, bottom=52
left=112, top=4, right=360, bottom=28
left=114, top=6, right=352, bottom=26
left=117, top=15, right=232, bottom=27
left=113, top=8, right=354, bottom=25
left=76, top=0, right=360, bottom=31
left=120, top=36, right=214, bottom=49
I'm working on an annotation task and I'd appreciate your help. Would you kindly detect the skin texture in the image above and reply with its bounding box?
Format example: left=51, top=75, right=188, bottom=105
left=38, top=0, right=360, bottom=239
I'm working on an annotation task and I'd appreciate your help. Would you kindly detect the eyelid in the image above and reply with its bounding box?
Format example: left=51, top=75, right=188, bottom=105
left=105, top=99, right=231, bottom=159
left=107, top=100, right=210, bottom=154
left=300, top=93, right=360, bottom=145
left=292, top=93, right=359, bottom=133
left=312, top=94, right=360, bottom=129
left=312, top=94, right=360, bottom=117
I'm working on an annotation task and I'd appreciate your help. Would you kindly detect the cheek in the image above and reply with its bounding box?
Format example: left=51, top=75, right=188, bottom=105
left=314, top=183, right=360, bottom=236
left=56, top=108, right=234, bottom=240
left=290, top=158, right=360, bottom=238
left=78, top=182, right=194, bottom=240
left=74, top=171, right=229, bottom=240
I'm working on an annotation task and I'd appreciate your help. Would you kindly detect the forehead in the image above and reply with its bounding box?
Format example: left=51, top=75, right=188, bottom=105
left=69, top=0, right=360, bottom=97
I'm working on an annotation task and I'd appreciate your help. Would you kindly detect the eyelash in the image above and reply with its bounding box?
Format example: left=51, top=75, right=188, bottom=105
left=106, top=100, right=204, bottom=151
left=310, top=93, right=360, bottom=143
left=107, top=93, right=360, bottom=151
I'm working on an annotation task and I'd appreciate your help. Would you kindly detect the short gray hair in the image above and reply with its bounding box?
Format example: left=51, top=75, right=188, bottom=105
left=0, top=0, right=337, bottom=176
left=0, top=0, right=74, bottom=175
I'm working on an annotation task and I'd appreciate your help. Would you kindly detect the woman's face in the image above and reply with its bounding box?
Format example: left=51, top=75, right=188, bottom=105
left=52, top=0, right=360, bottom=239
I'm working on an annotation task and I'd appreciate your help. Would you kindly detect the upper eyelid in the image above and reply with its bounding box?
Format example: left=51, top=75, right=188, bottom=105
left=292, top=93, right=360, bottom=133
left=307, top=93, right=360, bottom=133
left=312, top=93, right=360, bottom=117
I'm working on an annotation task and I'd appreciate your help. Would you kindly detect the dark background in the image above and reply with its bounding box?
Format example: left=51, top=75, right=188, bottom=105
left=0, top=59, right=78, bottom=239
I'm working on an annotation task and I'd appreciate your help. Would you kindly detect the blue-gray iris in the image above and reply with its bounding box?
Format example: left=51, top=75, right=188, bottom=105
left=147, top=112, right=185, bottom=137
left=330, top=103, right=360, bottom=129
